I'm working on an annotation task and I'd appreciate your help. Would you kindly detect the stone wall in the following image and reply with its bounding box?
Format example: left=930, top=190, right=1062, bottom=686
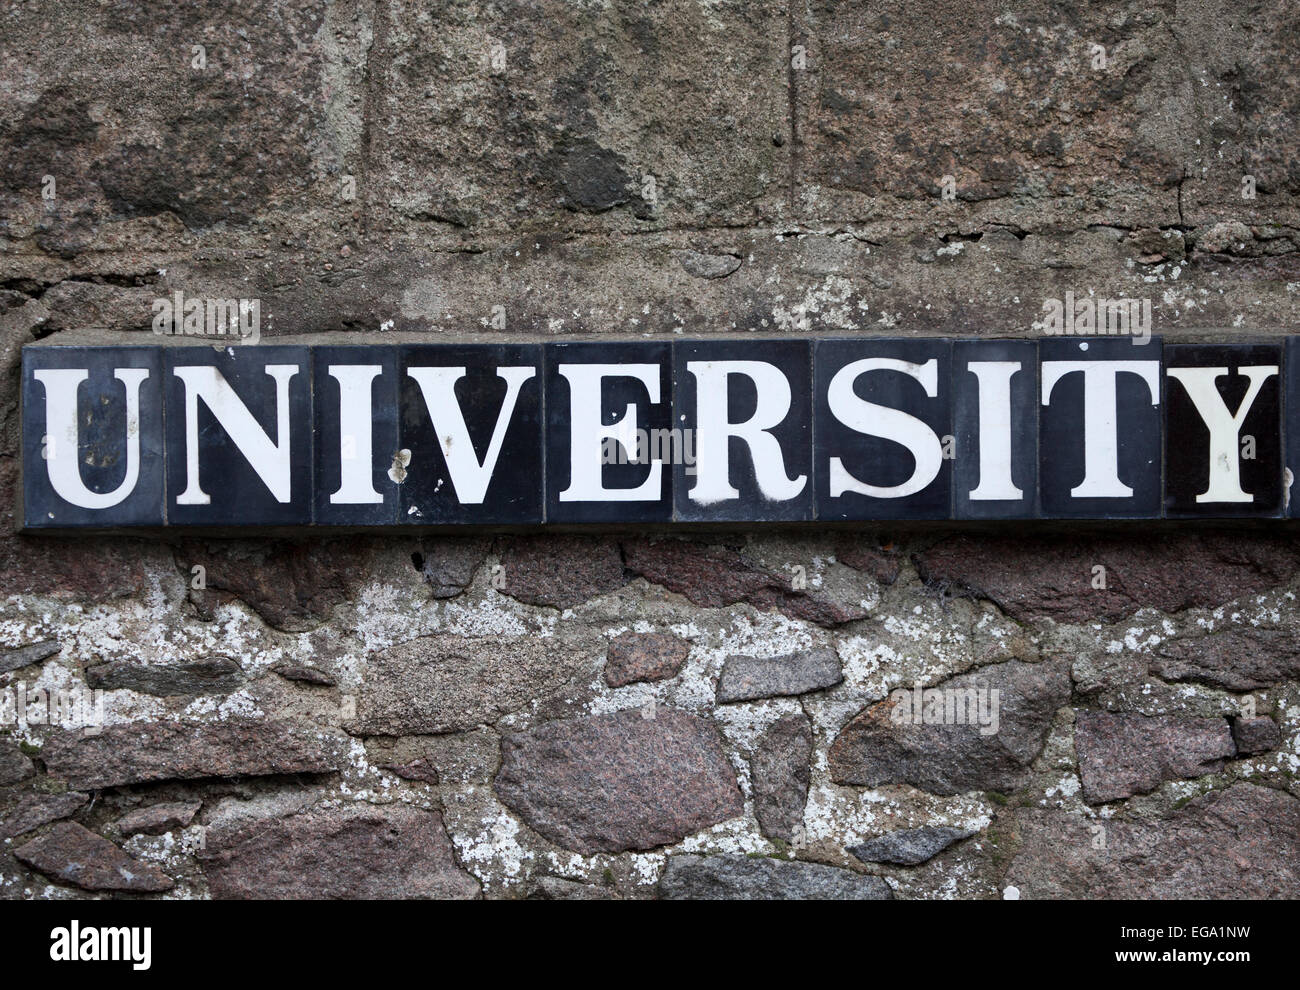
left=2, top=0, right=1299, bottom=899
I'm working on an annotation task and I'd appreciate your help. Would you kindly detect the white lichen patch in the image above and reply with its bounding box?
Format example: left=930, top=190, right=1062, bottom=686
left=1044, top=774, right=1081, bottom=802
left=444, top=787, right=535, bottom=890
left=802, top=776, right=992, bottom=849
left=439, top=594, right=532, bottom=638
left=334, top=737, right=401, bottom=802
left=181, top=690, right=264, bottom=722
left=349, top=581, right=438, bottom=653
left=771, top=275, right=860, bottom=332
left=666, top=812, right=771, bottom=857
left=712, top=697, right=803, bottom=755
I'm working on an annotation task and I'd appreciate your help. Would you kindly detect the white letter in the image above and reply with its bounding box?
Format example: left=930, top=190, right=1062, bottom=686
left=966, top=361, right=1024, bottom=500
left=133, top=928, right=152, bottom=972
left=687, top=360, right=806, bottom=504
left=558, top=364, right=663, bottom=501
left=1166, top=365, right=1277, bottom=503
left=1041, top=360, right=1160, bottom=497
left=34, top=368, right=148, bottom=509
left=328, top=365, right=383, bottom=504
left=407, top=366, right=535, bottom=503
left=50, top=927, right=70, bottom=962
left=173, top=365, right=298, bottom=504
left=827, top=358, right=942, bottom=499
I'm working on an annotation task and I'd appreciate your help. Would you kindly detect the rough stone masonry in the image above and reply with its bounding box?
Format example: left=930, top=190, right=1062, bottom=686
left=1, top=0, right=1300, bottom=899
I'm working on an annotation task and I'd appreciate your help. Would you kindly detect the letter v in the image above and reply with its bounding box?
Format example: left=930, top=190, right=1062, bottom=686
left=407, top=366, right=535, bottom=503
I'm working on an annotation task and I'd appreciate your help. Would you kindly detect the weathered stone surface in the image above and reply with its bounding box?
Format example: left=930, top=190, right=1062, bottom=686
left=750, top=714, right=813, bottom=843
left=499, top=536, right=626, bottom=609
left=0, top=640, right=61, bottom=675
left=495, top=708, right=743, bottom=854
left=1180, top=2, right=1300, bottom=220
left=379, top=757, right=440, bottom=785
left=0, top=537, right=150, bottom=607
left=604, top=633, right=691, bottom=688
left=368, top=0, right=787, bottom=233
left=85, top=656, right=242, bottom=696
left=1198, top=221, right=1254, bottom=254
left=558, top=139, right=636, bottom=213
left=849, top=826, right=976, bottom=866
left=41, top=720, right=336, bottom=790
left=675, top=250, right=742, bottom=280
left=717, top=648, right=842, bottom=703
left=27, top=281, right=156, bottom=334
left=829, top=660, right=1071, bottom=794
left=0, top=464, right=155, bottom=602
left=835, top=539, right=902, bottom=586
left=795, top=2, right=1300, bottom=238
left=915, top=534, right=1300, bottom=625
left=528, top=876, right=619, bottom=900
left=352, top=634, right=594, bottom=735
left=115, top=802, right=202, bottom=837
left=0, top=740, right=34, bottom=786
left=199, top=803, right=478, bottom=899
left=659, top=855, right=893, bottom=900
left=0, top=0, right=334, bottom=229
left=1007, top=784, right=1300, bottom=898
left=1232, top=716, right=1283, bottom=756
left=272, top=663, right=337, bottom=687
left=1150, top=629, right=1300, bottom=691
left=797, top=3, right=1183, bottom=228
left=0, top=792, right=88, bottom=840
left=624, top=539, right=868, bottom=627
left=1130, top=227, right=1186, bottom=263
left=0, top=0, right=1293, bottom=340
left=1069, top=651, right=1149, bottom=700
left=15, top=822, right=173, bottom=892
left=179, top=539, right=379, bottom=632
left=1075, top=711, right=1236, bottom=805
left=415, top=538, right=489, bottom=598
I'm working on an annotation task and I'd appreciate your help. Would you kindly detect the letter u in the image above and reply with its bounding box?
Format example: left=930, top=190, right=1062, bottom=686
left=33, top=368, right=148, bottom=509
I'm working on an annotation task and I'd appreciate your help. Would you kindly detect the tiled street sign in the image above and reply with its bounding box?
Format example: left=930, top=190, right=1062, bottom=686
left=17, top=336, right=1298, bottom=527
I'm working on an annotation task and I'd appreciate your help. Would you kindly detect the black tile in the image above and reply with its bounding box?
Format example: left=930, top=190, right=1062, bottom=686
left=673, top=339, right=813, bottom=522
left=165, top=346, right=313, bottom=526
left=814, top=338, right=952, bottom=520
left=1164, top=343, right=1283, bottom=518
left=21, top=346, right=164, bottom=528
left=314, top=346, right=401, bottom=525
left=952, top=339, right=1038, bottom=519
left=1039, top=336, right=1163, bottom=518
left=400, top=344, right=544, bottom=524
left=544, top=341, right=673, bottom=524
